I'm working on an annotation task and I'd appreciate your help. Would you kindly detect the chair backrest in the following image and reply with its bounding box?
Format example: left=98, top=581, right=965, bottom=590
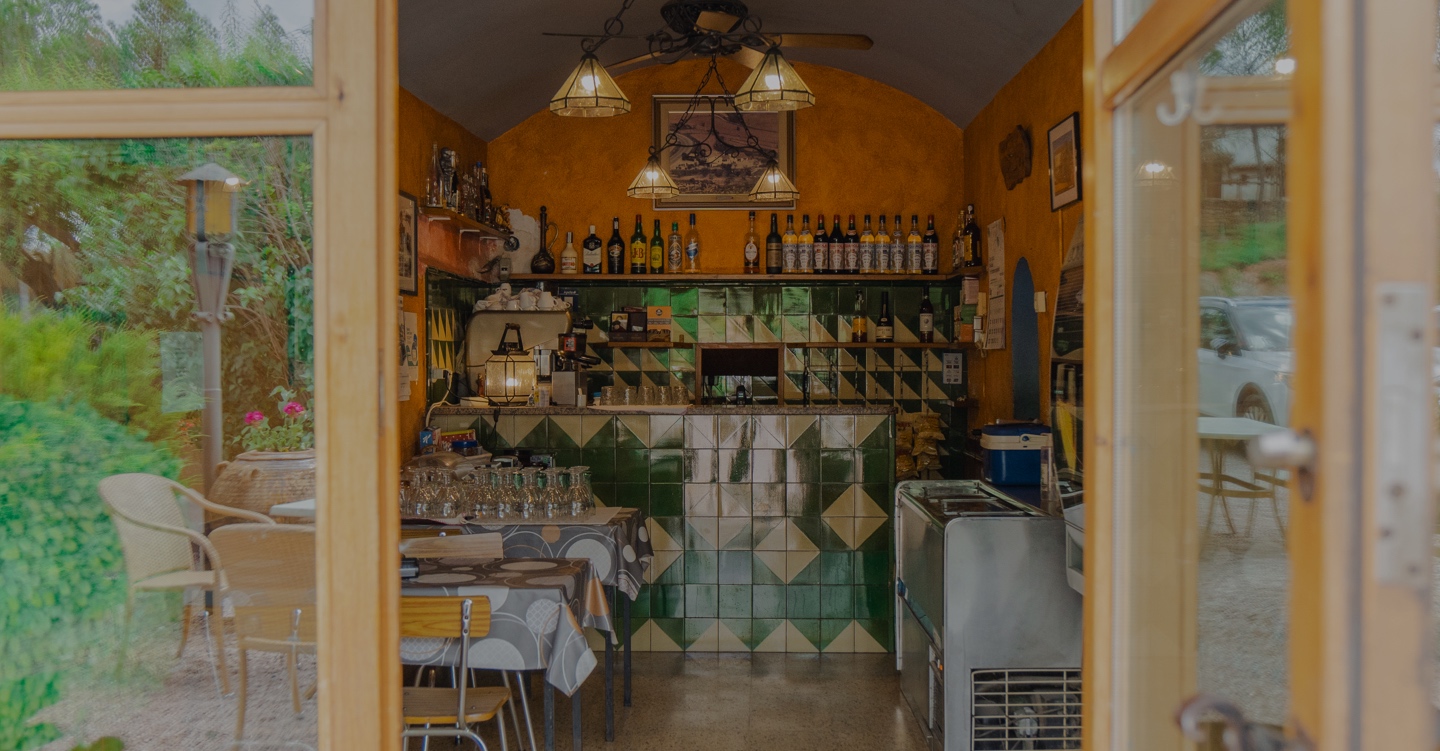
left=400, top=532, right=503, bottom=560
left=100, top=473, right=202, bottom=585
left=399, top=596, right=492, bottom=640
left=210, top=523, right=317, bottom=643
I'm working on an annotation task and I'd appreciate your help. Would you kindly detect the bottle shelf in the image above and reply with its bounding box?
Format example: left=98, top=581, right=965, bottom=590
left=509, top=270, right=979, bottom=284
left=420, top=206, right=511, bottom=239
left=611, top=340, right=973, bottom=350
left=592, top=341, right=694, bottom=349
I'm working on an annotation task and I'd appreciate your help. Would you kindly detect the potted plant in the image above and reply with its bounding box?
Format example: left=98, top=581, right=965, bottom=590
left=209, top=387, right=316, bottom=522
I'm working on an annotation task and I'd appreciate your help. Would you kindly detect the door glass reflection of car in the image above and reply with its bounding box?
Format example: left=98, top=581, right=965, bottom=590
left=1197, top=298, right=1293, bottom=423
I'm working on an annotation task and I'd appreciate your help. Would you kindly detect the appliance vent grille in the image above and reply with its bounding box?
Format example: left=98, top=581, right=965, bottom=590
left=971, top=668, right=1082, bottom=750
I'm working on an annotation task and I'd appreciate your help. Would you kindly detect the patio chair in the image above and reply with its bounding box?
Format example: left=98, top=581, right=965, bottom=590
left=400, top=531, right=503, bottom=559
left=401, top=596, right=510, bottom=751
left=100, top=473, right=275, bottom=694
left=209, top=523, right=318, bottom=741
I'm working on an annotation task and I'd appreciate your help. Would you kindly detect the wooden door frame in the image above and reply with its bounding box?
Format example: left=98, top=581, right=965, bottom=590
left=0, top=2, right=401, bottom=749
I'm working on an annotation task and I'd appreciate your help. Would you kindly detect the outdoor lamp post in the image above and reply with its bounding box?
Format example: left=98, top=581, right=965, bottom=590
left=177, top=163, right=243, bottom=492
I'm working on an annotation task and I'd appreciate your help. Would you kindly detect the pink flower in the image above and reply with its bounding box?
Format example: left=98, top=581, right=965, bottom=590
left=282, top=401, right=306, bottom=416
left=244, top=411, right=265, bottom=425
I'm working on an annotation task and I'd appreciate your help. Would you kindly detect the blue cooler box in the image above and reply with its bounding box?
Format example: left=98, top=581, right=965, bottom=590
left=981, top=423, right=1053, bottom=485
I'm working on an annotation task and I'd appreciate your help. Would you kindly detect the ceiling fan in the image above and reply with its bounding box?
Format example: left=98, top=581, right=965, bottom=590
left=543, top=0, right=873, bottom=71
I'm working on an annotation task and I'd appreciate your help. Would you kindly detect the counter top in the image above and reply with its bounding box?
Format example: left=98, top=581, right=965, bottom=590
left=430, top=404, right=898, bottom=416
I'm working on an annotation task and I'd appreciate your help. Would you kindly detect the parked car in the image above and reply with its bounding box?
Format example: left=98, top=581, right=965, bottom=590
left=1198, top=297, right=1293, bottom=424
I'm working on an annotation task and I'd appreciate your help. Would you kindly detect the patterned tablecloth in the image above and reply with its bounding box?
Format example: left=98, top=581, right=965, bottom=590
left=400, top=557, right=611, bottom=696
left=463, top=508, right=653, bottom=601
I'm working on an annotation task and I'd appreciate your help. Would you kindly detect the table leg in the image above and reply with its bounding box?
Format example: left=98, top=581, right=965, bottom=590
left=623, top=594, right=632, bottom=707
left=603, top=586, right=615, bottom=742
left=544, top=682, right=555, bottom=751
left=1211, top=442, right=1237, bottom=533
left=572, top=687, right=583, bottom=751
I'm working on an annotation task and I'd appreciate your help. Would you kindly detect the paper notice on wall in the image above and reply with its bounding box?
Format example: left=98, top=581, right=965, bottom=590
left=986, top=296, right=1006, bottom=350
left=399, top=299, right=419, bottom=401
left=984, top=218, right=1006, bottom=350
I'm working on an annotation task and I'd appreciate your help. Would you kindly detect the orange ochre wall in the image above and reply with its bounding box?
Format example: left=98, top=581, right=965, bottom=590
left=399, top=87, right=488, bottom=457
left=962, top=11, right=1083, bottom=427
left=487, top=59, right=966, bottom=273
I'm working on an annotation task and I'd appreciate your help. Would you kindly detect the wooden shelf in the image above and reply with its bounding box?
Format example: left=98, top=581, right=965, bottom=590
left=420, top=206, right=511, bottom=239
left=509, top=271, right=971, bottom=284
left=592, top=341, right=694, bottom=349
left=682, top=341, right=973, bottom=350
left=951, top=397, right=980, bottom=408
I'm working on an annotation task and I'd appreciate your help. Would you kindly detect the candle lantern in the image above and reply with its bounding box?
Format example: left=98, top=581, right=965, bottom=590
left=485, top=323, right=537, bottom=406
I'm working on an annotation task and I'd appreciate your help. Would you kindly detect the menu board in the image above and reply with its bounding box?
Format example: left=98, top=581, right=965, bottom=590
left=985, top=217, right=1006, bottom=350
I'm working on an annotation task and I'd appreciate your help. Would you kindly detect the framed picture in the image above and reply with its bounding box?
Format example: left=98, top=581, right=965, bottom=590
left=652, top=94, right=795, bottom=210
left=1047, top=113, right=1082, bottom=211
left=398, top=191, right=419, bottom=294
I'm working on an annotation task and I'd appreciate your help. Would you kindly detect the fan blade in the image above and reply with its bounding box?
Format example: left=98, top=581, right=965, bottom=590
left=542, top=32, right=643, bottom=39
left=695, top=11, right=740, bottom=33
left=728, top=46, right=764, bottom=69
left=606, top=49, right=667, bottom=71
left=764, top=33, right=874, bottom=50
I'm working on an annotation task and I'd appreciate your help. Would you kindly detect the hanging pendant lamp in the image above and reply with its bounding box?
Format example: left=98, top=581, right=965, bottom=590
left=733, top=46, right=814, bottom=111
left=550, top=53, right=631, bottom=117
left=627, top=154, right=680, bottom=198
left=749, top=158, right=799, bottom=202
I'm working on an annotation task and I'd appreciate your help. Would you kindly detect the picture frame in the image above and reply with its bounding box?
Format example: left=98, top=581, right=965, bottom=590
left=652, top=94, right=796, bottom=210
left=398, top=191, right=419, bottom=294
left=1047, top=112, right=1082, bottom=211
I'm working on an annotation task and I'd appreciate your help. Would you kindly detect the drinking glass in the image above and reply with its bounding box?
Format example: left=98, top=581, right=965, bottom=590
left=671, top=385, right=688, bottom=405
left=541, top=467, right=565, bottom=519
left=566, top=465, right=593, bottom=516
left=622, top=386, right=636, bottom=405
left=640, top=384, right=656, bottom=405
left=518, top=468, right=542, bottom=520
left=602, top=386, right=617, bottom=405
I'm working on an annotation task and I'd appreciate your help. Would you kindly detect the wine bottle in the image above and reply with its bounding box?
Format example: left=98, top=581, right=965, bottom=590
left=922, top=214, right=939, bottom=275
left=479, top=164, right=494, bottom=224
left=876, top=291, right=895, bottom=342
left=743, top=210, right=760, bottom=274
left=606, top=217, right=624, bottom=274
left=798, top=214, right=814, bottom=273
left=964, top=204, right=981, bottom=266
left=560, top=231, right=578, bottom=274
left=876, top=215, right=892, bottom=274
left=906, top=215, right=923, bottom=273
left=630, top=214, right=648, bottom=274
left=851, top=290, right=868, bottom=343
left=650, top=219, right=665, bottom=274
left=668, top=221, right=683, bottom=272
left=859, top=214, right=876, bottom=273
left=582, top=224, right=603, bottom=274
left=829, top=214, right=845, bottom=274
left=844, top=214, right=860, bottom=274
left=951, top=210, right=966, bottom=271
left=765, top=213, right=783, bottom=274
left=918, top=285, right=935, bottom=342
left=684, top=213, right=701, bottom=272
left=891, top=214, right=906, bottom=274
left=782, top=214, right=798, bottom=273
left=812, top=214, right=829, bottom=273
left=531, top=205, right=556, bottom=273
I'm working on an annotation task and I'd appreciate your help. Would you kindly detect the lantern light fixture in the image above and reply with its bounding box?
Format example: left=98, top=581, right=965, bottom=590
left=733, top=46, right=814, bottom=112
left=626, top=153, right=681, bottom=199
left=550, top=53, right=631, bottom=117
left=484, top=324, right=537, bottom=406
left=748, top=157, right=800, bottom=202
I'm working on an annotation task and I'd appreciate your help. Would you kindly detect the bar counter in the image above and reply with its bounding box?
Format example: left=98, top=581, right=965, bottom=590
left=430, top=403, right=897, bottom=654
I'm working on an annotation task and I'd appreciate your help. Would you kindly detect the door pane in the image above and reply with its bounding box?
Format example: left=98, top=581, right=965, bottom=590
left=0, top=136, right=318, bottom=749
left=0, top=0, right=313, bottom=90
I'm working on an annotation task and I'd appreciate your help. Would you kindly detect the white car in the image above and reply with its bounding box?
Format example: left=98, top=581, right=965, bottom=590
left=1198, top=297, right=1293, bottom=424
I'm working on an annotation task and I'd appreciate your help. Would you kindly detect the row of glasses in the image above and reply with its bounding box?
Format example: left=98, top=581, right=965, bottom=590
left=596, top=384, right=690, bottom=406
left=400, top=464, right=595, bottom=521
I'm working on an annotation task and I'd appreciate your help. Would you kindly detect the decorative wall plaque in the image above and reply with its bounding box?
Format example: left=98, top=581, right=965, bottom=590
left=998, top=126, right=1033, bottom=190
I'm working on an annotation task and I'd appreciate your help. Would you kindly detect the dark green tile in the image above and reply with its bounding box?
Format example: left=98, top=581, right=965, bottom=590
left=718, top=551, right=752, bottom=584
left=644, top=287, right=671, bottom=307
left=684, top=551, right=718, bottom=583
left=856, top=520, right=892, bottom=552
left=615, top=449, right=649, bottom=482
left=857, top=618, right=893, bottom=651
left=790, top=618, right=821, bottom=650
left=819, top=619, right=851, bottom=650
left=699, top=287, right=727, bottom=315
left=750, top=618, right=783, bottom=650
left=654, top=617, right=686, bottom=649
left=650, top=418, right=684, bottom=449
left=820, top=450, right=857, bottom=483
left=631, top=585, right=652, bottom=620
left=583, top=417, right=615, bottom=448
left=821, top=586, right=853, bottom=620
left=811, top=287, right=836, bottom=315
left=786, top=449, right=820, bottom=482
left=651, top=483, right=683, bottom=516
left=751, top=551, right=785, bottom=586
left=683, top=618, right=714, bottom=649
left=581, top=288, right=614, bottom=321
left=789, top=555, right=821, bottom=586
left=552, top=448, right=582, bottom=469
left=614, top=483, right=648, bottom=513
left=652, top=585, right=685, bottom=617
left=782, top=287, right=810, bottom=315
left=790, top=423, right=821, bottom=451
left=859, top=423, right=893, bottom=450
left=516, top=419, right=546, bottom=448
left=721, top=618, right=753, bottom=650
left=854, top=584, right=890, bottom=619
left=615, top=419, right=645, bottom=449
left=590, top=483, right=615, bottom=507
left=668, top=287, right=697, bottom=316
left=854, top=551, right=891, bottom=585
left=862, top=484, right=892, bottom=515
left=820, top=483, right=852, bottom=512
left=545, top=418, right=579, bottom=449
left=726, top=287, right=755, bottom=315
left=753, top=584, right=786, bottom=619
left=649, top=449, right=683, bottom=483
left=676, top=316, right=699, bottom=342
left=614, top=288, right=643, bottom=310
left=785, top=483, right=820, bottom=517
left=654, top=555, right=685, bottom=585
left=686, top=585, right=719, bottom=619
left=821, top=551, right=853, bottom=584
left=718, top=584, right=751, bottom=618
left=584, top=449, right=615, bottom=484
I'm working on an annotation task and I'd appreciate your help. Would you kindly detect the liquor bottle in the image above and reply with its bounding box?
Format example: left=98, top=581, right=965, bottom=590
left=606, top=217, right=625, bottom=274
left=886, top=223, right=902, bottom=273
left=844, top=215, right=860, bottom=274
left=684, top=213, right=701, bottom=272
left=667, top=222, right=683, bottom=272
left=859, top=214, right=876, bottom=272
left=829, top=214, right=846, bottom=274
left=798, top=215, right=814, bottom=273
left=479, top=164, right=494, bottom=224
left=630, top=214, right=648, bottom=274
left=812, top=214, right=829, bottom=273
left=743, top=210, right=760, bottom=274
left=876, top=291, right=895, bottom=342
left=918, top=285, right=935, bottom=342
left=531, top=205, right=556, bottom=273
left=782, top=214, right=798, bottom=273
left=559, top=231, right=578, bottom=274
left=922, top=214, right=939, bottom=275
left=650, top=219, right=665, bottom=274
left=851, top=290, right=868, bottom=343
left=906, top=215, right=923, bottom=273
left=951, top=210, right=966, bottom=270
left=964, top=204, right=981, bottom=266
left=582, top=224, right=603, bottom=273
left=765, top=213, right=783, bottom=274
left=876, top=215, right=891, bottom=274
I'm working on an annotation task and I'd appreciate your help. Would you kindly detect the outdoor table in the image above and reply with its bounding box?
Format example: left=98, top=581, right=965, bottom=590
left=400, top=556, right=611, bottom=751
left=1197, top=417, right=1288, bottom=536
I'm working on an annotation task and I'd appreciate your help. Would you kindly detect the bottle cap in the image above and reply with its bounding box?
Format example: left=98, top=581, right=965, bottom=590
left=589, top=225, right=596, bottom=233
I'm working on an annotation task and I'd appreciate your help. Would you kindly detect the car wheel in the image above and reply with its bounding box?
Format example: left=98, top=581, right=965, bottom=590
left=1237, top=390, right=1274, bottom=423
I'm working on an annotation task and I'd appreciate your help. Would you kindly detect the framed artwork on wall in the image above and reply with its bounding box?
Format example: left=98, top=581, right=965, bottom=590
left=1047, top=112, right=1082, bottom=211
left=652, top=94, right=796, bottom=210
left=399, top=190, right=419, bottom=294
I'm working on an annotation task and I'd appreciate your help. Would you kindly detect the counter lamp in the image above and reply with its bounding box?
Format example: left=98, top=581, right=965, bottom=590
left=485, top=323, right=537, bottom=406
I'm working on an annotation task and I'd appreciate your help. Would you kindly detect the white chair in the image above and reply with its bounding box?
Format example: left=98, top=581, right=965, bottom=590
left=400, top=531, right=503, bottom=559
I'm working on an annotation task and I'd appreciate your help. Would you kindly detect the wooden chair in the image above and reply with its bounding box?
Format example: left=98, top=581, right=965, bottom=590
left=209, top=524, right=317, bottom=741
left=99, top=473, right=275, bottom=693
left=400, top=531, right=503, bottom=559
left=401, top=596, right=510, bottom=751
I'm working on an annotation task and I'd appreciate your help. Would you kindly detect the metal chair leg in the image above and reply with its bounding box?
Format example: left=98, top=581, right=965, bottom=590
left=235, top=648, right=249, bottom=741
left=178, top=601, right=193, bottom=658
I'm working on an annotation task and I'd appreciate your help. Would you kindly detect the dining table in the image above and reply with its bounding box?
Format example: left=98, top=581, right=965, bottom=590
left=1197, top=416, right=1288, bottom=536
left=401, top=556, right=611, bottom=751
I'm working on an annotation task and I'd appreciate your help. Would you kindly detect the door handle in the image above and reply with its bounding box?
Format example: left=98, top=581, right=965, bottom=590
left=1176, top=694, right=1312, bottom=751
left=1245, top=428, right=1316, bottom=500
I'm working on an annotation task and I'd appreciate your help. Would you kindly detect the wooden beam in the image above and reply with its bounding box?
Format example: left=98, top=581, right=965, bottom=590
left=1101, top=0, right=1241, bottom=108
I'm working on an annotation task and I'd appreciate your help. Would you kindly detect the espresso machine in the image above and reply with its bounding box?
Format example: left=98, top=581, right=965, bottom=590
left=551, top=317, right=597, bottom=405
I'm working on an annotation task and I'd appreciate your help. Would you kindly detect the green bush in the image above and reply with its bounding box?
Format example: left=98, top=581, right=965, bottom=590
left=0, top=397, right=180, bottom=750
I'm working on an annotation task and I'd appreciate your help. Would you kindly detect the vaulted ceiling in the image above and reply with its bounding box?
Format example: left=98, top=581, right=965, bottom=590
left=399, top=0, right=1081, bottom=142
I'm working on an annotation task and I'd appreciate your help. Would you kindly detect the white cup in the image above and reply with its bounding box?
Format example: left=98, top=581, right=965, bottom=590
left=538, top=290, right=555, bottom=309
left=498, top=283, right=513, bottom=296
left=505, top=299, right=520, bottom=311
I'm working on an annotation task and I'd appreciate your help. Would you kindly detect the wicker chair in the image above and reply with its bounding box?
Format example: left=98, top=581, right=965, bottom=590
left=99, top=473, right=275, bottom=693
left=401, top=596, right=509, bottom=751
left=399, top=531, right=503, bottom=559
left=209, top=523, right=318, bottom=741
